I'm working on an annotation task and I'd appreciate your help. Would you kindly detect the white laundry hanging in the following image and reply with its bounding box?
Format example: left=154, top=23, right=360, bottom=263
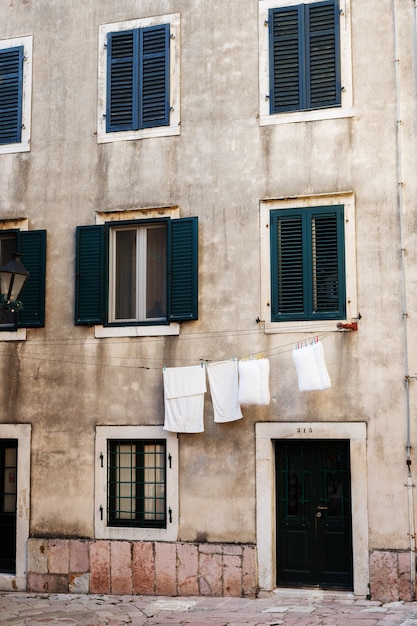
left=163, top=365, right=207, bottom=433
left=206, top=360, right=243, bottom=423
left=291, top=340, right=331, bottom=392
left=237, top=358, right=270, bottom=405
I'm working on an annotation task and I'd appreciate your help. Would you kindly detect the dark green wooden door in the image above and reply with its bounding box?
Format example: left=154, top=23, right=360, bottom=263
left=276, top=440, right=353, bottom=589
left=0, top=440, right=17, bottom=573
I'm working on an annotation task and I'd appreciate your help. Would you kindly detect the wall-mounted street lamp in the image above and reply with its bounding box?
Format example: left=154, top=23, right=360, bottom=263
left=0, top=253, right=30, bottom=312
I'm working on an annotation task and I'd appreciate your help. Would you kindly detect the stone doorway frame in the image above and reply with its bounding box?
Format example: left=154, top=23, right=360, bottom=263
left=255, top=422, right=369, bottom=597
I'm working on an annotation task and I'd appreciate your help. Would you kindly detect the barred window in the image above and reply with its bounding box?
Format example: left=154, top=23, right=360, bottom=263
left=107, top=440, right=166, bottom=528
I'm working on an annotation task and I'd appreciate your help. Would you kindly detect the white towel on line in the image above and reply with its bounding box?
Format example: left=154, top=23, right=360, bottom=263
left=206, top=360, right=243, bottom=423
left=163, top=365, right=206, bottom=433
left=237, top=358, right=270, bottom=405
left=291, top=341, right=331, bottom=392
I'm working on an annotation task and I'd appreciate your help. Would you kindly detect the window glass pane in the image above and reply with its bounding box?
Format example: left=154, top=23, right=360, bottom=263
left=115, top=229, right=136, bottom=320
left=146, top=226, right=167, bottom=319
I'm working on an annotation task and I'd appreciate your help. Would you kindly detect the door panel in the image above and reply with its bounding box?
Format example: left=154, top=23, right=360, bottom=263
left=276, top=440, right=353, bottom=589
left=0, top=440, right=18, bottom=574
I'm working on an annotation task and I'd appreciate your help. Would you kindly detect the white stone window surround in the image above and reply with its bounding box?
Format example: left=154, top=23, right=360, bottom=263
left=260, top=191, right=358, bottom=334
left=0, top=36, right=32, bottom=155
left=97, top=13, right=180, bottom=144
left=0, top=424, right=31, bottom=591
left=95, top=425, right=179, bottom=542
left=94, top=206, right=181, bottom=339
left=0, top=218, right=28, bottom=342
left=258, top=0, right=353, bottom=126
left=255, top=421, right=369, bottom=597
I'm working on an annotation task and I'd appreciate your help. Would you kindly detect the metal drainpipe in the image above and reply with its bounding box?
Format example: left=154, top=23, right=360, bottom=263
left=393, top=0, right=416, bottom=600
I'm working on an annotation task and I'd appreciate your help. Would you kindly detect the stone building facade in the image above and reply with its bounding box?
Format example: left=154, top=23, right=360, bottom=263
left=1, top=0, right=417, bottom=603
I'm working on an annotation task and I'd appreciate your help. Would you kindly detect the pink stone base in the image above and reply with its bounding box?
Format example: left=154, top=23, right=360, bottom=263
left=369, top=550, right=414, bottom=602
left=27, top=539, right=257, bottom=598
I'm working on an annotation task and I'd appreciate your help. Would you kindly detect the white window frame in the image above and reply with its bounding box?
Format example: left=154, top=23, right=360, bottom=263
left=258, top=0, right=353, bottom=126
left=97, top=13, right=180, bottom=144
left=0, top=424, right=31, bottom=591
left=260, top=192, right=357, bottom=333
left=95, top=426, right=178, bottom=541
left=0, top=36, right=32, bottom=155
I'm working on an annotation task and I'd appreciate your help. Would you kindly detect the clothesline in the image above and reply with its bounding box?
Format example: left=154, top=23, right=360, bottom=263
left=162, top=338, right=332, bottom=433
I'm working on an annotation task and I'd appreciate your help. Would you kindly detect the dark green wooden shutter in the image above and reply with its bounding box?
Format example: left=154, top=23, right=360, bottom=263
left=75, top=225, right=105, bottom=325
left=306, top=1, right=340, bottom=108
left=271, top=206, right=345, bottom=321
left=17, top=230, right=46, bottom=328
left=310, top=207, right=345, bottom=317
left=269, top=0, right=340, bottom=113
left=169, top=217, right=198, bottom=321
left=271, top=211, right=306, bottom=320
left=107, top=30, right=138, bottom=132
left=140, top=24, right=170, bottom=128
left=0, top=46, right=23, bottom=144
left=269, top=7, right=302, bottom=112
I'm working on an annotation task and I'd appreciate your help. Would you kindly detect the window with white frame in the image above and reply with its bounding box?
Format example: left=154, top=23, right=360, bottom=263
left=95, top=426, right=178, bottom=541
left=97, top=13, right=180, bottom=143
left=258, top=0, right=352, bottom=125
left=0, top=36, right=32, bottom=154
left=75, top=211, right=198, bottom=333
left=260, top=193, right=357, bottom=333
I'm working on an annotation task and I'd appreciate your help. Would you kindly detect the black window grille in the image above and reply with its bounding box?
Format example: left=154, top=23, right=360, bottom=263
left=107, top=439, right=166, bottom=528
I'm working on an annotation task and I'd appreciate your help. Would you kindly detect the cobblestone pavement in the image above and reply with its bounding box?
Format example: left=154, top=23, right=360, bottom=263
left=1, top=590, right=417, bottom=626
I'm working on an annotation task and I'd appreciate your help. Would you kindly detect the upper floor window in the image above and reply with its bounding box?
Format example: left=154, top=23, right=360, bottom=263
left=0, top=228, right=46, bottom=332
left=260, top=193, right=357, bottom=333
left=97, top=14, right=180, bottom=143
left=0, top=36, right=32, bottom=154
left=259, top=0, right=352, bottom=125
left=75, top=215, right=198, bottom=329
left=269, top=1, right=340, bottom=114
left=270, top=205, right=345, bottom=322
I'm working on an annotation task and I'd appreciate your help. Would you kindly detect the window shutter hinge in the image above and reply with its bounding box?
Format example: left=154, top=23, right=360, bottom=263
left=100, top=452, right=104, bottom=467
left=99, top=505, right=103, bottom=521
left=339, top=9, right=344, bottom=15
left=264, top=19, right=268, bottom=26
left=169, top=507, right=172, bottom=523
left=168, top=453, right=172, bottom=468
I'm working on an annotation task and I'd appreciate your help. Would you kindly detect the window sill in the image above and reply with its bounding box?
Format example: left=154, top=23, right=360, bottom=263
left=97, top=124, right=180, bottom=144
left=263, top=319, right=354, bottom=334
left=0, top=141, right=30, bottom=155
left=259, top=107, right=354, bottom=127
left=0, top=329, right=27, bottom=341
left=94, top=323, right=180, bottom=338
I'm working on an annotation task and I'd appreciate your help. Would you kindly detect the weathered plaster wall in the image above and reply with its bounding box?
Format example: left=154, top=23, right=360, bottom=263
left=1, top=0, right=417, bottom=599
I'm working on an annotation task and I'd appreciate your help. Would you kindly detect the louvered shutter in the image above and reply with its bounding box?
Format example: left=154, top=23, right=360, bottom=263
left=269, top=0, right=340, bottom=113
left=269, top=7, right=302, bottom=113
left=0, top=46, right=23, bottom=144
left=307, top=1, right=340, bottom=109
left=75, top=225, right=105, bottom=325
left=140, top=24, right=170, bottom=128
left=169, top=217, right=198, bottom=321
left=107, top=30, right=138, bottom=132
left=310, top=207, right=345, bottom=317
left=17, top=230, right=47, bottom=328
left=271, top=206, right=345, bottom=321
left=271, top=211, right=306, bottom=320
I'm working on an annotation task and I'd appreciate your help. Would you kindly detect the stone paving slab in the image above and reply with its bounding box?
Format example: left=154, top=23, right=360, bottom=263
left=0, top=592, right=417, bottom=625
